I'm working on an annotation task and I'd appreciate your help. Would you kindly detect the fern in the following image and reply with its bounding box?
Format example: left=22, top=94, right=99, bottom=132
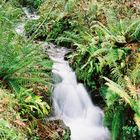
left=0, top=17, right=51, bottom=92
left=110, top=64, right=124, bottom=85
left=104, top=77, right=140, bottom=126
left=129, top=61, right=140, bottom=85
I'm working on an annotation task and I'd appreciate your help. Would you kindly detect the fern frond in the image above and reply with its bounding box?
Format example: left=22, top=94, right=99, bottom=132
left=81, top=48, right=109, bottom=69
left=104, top=77, right=139, bottom=115
left=104, top=77, right=133, bottom=107
left=110, top=65, right=124, bottom=85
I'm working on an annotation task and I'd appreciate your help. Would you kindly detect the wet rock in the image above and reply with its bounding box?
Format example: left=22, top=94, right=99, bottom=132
left=37, top=119, right=71, bottom=140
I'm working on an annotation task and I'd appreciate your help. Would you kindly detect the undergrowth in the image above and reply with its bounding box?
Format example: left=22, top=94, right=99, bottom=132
left=0, top=1, right=52, bottom=139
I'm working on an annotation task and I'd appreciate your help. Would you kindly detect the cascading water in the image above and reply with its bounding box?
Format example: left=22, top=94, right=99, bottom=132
left=16, top=7, right=110, bottom=140
left=48, top=47, right=110, bottom=140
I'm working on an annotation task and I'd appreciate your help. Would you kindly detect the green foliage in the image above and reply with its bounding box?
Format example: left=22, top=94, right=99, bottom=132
left=122, top=125, right=140, bottom=140
left=111, top=110, right=123, bottom=140
left=100, top=87, right=118, bottom=107
left=0, top=1, right=22, bottom=23
left=0, top=7, right=51, bottom=92
left=1, top=0, right=140, bottom=139
left=0, top=1, right=52, bottom=139
left=0, top=88, right=27, bottom=140
left=101, top=86, right=124, bottom=140
left=104, top=77, right=140, bottom=139
left=17, top=88, right=50, bottom=118
left=0, top=119, right=22, bottom=140
left=104, top=77, right=140, bottom=115
left=0, top=35, right=48, bottom=92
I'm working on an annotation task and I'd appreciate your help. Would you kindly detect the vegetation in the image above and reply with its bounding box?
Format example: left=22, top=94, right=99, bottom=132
left=1, top=0, right=140, bottom=139
left=0, top=1, right=52, bottom=139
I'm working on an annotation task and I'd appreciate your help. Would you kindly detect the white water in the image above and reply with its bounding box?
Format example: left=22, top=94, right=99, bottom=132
left=48, top=47, right=110, bottom=140
left=22, top=7, right=40, bottom=20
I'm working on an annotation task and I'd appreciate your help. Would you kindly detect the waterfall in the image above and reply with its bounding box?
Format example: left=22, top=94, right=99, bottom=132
left=15, top=6, right=110, bottom=140
left=48, top=47, right=110, bottom=140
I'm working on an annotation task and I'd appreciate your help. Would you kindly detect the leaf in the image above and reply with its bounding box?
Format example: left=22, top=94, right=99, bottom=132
left=112, top=111, right=122, bottom=140
left=134, top=114, right=140, bottom=130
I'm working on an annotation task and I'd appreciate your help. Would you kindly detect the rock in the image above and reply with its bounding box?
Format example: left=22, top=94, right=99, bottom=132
left=37, top=119, right=71, bottom=140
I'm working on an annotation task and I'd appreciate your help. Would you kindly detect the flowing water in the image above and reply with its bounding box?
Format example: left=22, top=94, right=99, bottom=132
left=48, top=47, right=110, bottom=140
left=22, top=7, right=40, bottom=20
left=15, top=7, right=40, bottom=35
left=16, top=8, right=110, bottom=140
